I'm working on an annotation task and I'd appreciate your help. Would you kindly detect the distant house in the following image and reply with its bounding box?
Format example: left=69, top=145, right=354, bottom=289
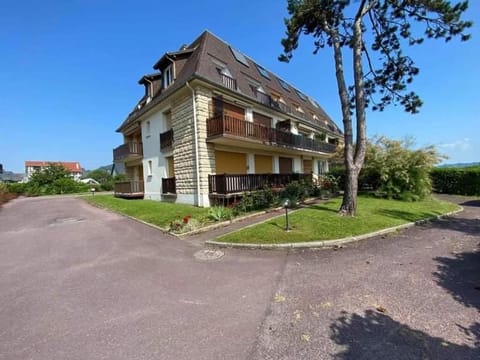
left=0, top=171, right=23, bottom=183
left=113, top=31, right=342, bottom=206
left=25, top=161, right=84, bottom=181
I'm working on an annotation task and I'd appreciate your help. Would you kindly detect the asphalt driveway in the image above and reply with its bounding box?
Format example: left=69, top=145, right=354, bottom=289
left=0, top=195, right=478, bottom=359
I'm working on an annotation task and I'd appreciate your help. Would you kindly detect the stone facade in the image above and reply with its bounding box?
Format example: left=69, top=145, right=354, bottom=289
left=172, top=93, right=196, bottom=200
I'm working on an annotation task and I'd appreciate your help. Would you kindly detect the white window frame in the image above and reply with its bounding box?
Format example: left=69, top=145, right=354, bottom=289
left=162, top=65, right=173, bottom=88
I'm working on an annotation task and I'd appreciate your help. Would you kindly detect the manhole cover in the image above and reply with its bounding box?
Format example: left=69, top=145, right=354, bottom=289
left=49, top=217, right=84, bottom=226
left=194, top=249, right=225, bottom=261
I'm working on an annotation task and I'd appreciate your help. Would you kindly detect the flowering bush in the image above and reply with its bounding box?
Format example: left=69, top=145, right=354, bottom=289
left=169, top=214, right=200, bottom=234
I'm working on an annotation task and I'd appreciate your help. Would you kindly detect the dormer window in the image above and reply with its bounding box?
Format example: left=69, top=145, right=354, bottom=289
left=162, top=65, right=173, bottom=89
left=293, top=103, right=304, bottom=113
left=216, top=67, right=236, bottom=90
left=217, top=67, right=232, bottom=77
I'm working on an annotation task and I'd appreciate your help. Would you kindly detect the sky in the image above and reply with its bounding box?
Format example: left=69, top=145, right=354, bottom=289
left=1, top=0, right=478, bottom=173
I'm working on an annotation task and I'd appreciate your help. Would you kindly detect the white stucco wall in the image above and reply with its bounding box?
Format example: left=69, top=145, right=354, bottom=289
left=141, top=108, right=169, bottom=200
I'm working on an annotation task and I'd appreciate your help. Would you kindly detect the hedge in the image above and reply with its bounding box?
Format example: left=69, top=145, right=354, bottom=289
left=431, top=167, right=480, bottom=196
left=330, top=166, right=480, bottom=196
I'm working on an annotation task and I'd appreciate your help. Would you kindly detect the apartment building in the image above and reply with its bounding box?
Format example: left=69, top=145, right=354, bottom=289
left=113, top=31, right=342, bottom=207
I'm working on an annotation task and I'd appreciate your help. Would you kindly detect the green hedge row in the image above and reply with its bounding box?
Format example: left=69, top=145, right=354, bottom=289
left=330, top=167, right=480, bottom=196
left=431, top=167, right=480, bottom=196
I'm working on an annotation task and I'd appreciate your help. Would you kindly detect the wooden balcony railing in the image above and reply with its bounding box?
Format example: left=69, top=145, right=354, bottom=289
left=220, top=74, right=237, bottom=90
left=206, top=115, right=337, bottom=154
left=160, top=129, right=174, bottom=150
left=114, top=180, right=144, bottom=198
left=162, top=177, right=176, bottom=194
left=256, top=91, right=272, bottom=107
left=113, top=142, right=143, bottom=161
left=270, top=100, right=291, bottom=114
left=208, top=173, right=312, bottom=195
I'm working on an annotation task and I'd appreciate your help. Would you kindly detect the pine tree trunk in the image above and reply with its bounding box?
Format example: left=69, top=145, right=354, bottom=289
left=339, top=167, right=359, bottom=216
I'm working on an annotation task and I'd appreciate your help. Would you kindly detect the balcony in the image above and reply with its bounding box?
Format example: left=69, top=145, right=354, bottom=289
left=220, top=74, right=237, bottom=91
left=208, top=173, right=312, bottom=195
left=206, top=114, right=337, bottom=154
left=114, top=180, right=144, bottom=199
left=162, top=177, right=176, bottom=194
left=160, top=129, right=174, bottom=151
left=113, top=142, right=143, bottom=162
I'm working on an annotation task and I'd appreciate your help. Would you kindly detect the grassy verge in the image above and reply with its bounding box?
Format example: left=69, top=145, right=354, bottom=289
left=216, top=196, right=460, bottom=244
left=84, top=195, right=211, bottom=229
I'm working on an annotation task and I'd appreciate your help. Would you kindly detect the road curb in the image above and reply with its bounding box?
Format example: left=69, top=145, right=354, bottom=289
left=205, top=206, right=464, bottom=250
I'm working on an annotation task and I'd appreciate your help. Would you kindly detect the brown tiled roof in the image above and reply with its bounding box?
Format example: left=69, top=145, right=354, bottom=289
left=118, top=30, right=342, bottom=136
left=138, top=72, right=162, bottom=84
left=25, top=161, right=83, bottom=173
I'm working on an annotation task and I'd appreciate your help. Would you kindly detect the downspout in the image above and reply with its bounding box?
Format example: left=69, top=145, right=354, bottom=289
left=186, top=81, right=202, bottom=206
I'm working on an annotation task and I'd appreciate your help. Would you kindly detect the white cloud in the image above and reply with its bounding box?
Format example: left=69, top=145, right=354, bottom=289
left=438, top=138, right=471, bottom=151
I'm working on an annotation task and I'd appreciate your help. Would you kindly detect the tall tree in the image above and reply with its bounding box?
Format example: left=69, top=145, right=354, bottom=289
left=280, top=0, right=472, bottom=215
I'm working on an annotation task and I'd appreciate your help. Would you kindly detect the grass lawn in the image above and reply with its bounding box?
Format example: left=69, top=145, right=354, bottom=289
left=84, top=195, right=211, bottom=229
left=216, top=196, right=460, bottom=244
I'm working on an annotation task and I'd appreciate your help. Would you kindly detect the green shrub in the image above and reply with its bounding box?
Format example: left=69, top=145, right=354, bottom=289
left=234, top=186, right=280, bottom=214
left=279, top=180, right=311, bottom=204
left=431, top=167, right=480, bottom=195
left=208, top=206, right=233, bottom=222
left=6, top=182, right=27, bottom=195
left=330, top=137, right=443, bottom=201
left=0, top=183, right=18, bottom=205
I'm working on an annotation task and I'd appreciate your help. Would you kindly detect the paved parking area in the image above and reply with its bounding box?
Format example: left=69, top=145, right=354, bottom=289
left=0, top=196, right=478, bottom=359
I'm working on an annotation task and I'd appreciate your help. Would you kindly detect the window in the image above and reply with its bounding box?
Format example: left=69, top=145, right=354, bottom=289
left=278, top=78, right=290, bottom=92
left=146, top=121, right=151, bottom=134
left=216, top=67, right=232, bottom=77
left=295, top=89, right=307, bottom=101
left=293, top=103, right=304, bottom=113
left=147, top=160, right=153, bottom=176
left=256, top=64, right=270, bottom=80
left=318, top=160, right=328, bottom=175
left=162, top=65, right=173, bottom=88
left=250, top=84, right=270, bottom=106
left=217, top=67, right=236, bottom=90
left=229, top=46, right=249, bottom=67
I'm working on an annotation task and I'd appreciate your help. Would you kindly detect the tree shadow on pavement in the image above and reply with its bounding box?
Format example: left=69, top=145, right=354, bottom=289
left=430, top=216, right=480, bottom=237
left=330, top=310, right=479, bottom=360
left=460, top=200, right=480, bottom=207
left=433, top=250, right=480, bottom=310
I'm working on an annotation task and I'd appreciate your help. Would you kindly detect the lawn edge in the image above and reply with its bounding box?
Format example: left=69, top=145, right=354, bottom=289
left=82, top=197, right=173, bottom=234
left=205, top=206, right=464, bottom=250
left=82, top=196, right=283, bottom=238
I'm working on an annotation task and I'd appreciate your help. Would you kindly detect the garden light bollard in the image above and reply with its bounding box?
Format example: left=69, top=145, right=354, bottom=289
left=90, top=187, right=96, bottom=197
left=283, top=198, right=291, bottom=231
